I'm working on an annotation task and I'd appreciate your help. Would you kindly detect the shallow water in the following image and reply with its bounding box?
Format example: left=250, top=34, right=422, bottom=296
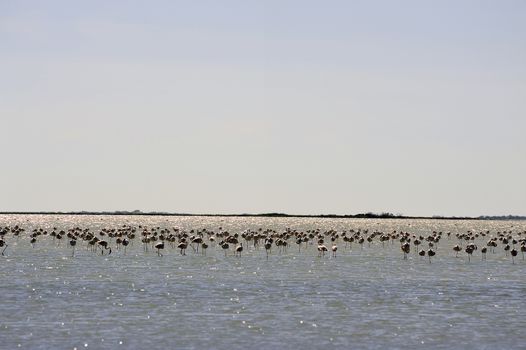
left=0, top=215, right=525, bottom=349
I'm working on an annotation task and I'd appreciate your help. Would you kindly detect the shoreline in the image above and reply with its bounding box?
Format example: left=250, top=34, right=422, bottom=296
left=0, top=211, right=524, bottom=221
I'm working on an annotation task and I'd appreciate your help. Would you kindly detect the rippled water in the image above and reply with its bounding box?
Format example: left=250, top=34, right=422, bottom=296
left=0, top=215, right=525, bottom=349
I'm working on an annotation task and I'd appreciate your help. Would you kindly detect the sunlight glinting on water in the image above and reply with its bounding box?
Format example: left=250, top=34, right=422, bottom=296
left=0, top=214, right=525, bottom=349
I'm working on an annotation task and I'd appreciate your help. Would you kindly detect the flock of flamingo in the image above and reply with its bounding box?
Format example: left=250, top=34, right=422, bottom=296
left=1, top=224, right=525, bottom=263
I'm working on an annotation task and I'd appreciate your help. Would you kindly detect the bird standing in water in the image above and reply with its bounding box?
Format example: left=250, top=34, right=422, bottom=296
left=264, top=240, right=272, bottom=260
left=70, top=239, right=77, bottom=257
left=0, top=239, right=7, bottom=256
left=427, top=249, right=436, bottom=263
left=155, top=241, right=165, bottom=256
left=401, top=242, right=410, bottom=259
left=235, top=243, right=243, bottom=257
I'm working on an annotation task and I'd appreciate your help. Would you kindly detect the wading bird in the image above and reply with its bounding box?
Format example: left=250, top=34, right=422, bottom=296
left=155, top=241, right=165, bottom=256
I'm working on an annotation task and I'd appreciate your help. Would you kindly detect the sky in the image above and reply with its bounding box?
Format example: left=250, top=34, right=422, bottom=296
left=1, top=0, right=525, bottom=216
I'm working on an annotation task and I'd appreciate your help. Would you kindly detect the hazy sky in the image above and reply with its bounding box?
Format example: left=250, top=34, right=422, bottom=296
left=1, top=0, right=525, bottom=216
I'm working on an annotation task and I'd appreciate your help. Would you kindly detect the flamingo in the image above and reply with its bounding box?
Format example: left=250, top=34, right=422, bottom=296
left=98, top=240, right=112, bottom=255
left=481, top=247, right=487, bottom=260
left=264, top=240, right=272, bottom=260
left=296, top=238, right=302, bottom=252
left=401, top=242, right=410, bottom=259
left=191, top=236, right=203, bottom=253
left=70, top=239, right=77, bottom=257
left=318, top=244, right=328, bottom=257
left=155, top=241, right=164, bottom=256
left=220, top=241, right=229, bottom=257
left=331, top=244, right=337, bottom=257
left=465, top=245, right=474, bottom=262
left=122, top=238, right=129, bottom=255
left=511, top=248, right=518, bottom=264
left=0, top=239, right=7, bottom=256
left=177, top=241, right=188, bottom=255
left=453, top=245, right=462, bottom=257
left=427, top=248, right=436, bottom=263
left=235, top=243, right=243, bottom=257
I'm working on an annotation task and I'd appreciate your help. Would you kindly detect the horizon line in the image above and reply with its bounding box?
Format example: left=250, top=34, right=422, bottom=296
left=0, top=211, right=525, bottom=221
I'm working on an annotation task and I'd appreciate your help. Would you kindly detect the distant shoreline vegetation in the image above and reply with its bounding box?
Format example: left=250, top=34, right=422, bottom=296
left=0, top=211, right=524, bottom=220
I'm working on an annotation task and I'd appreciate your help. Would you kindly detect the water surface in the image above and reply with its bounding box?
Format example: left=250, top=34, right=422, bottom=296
left=0, top=215, right=525, bottom=349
